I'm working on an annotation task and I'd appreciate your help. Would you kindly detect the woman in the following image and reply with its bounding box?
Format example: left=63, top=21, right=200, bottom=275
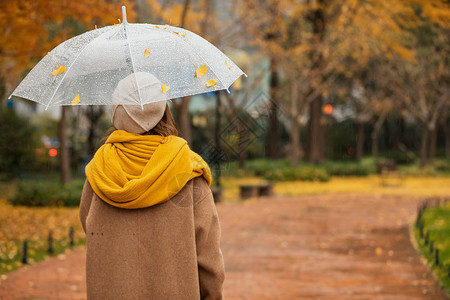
left=79, top=72, right=224, bottom=299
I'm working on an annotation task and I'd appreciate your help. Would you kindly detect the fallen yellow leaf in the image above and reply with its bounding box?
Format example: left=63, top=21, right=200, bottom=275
left=161, top=84, right=170, bottom=94
left=144, top=49, right=150, bottom=58
left=72, top=94, right=80, bottom=105
left=206, top=79, right=217, bottom=88
left=375, top=247, right=383, bottom=256
left=173, top=31, right=180, bottom=35
left=181, top=34, right=186, bottom=37
left=51, top=65, right=66, bottom=76
left=195, top=65, right=207, bottom=78
left=225, top=60, right=232, bottom=70
left=155, top=25, right=160, bottom=29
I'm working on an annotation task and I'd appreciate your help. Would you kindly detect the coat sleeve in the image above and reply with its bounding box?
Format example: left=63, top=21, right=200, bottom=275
left=79, top=179, right=94, bottom=234
left=194, top=180, right=225, bottom=300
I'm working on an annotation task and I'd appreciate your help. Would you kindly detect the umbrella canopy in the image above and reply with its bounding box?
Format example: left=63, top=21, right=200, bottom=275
left=9, top=6, right=245, bottom=109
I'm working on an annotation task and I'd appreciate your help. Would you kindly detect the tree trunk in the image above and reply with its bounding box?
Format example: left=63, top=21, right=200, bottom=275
left=356, top=120, right=364, bottom=162
left=180, top=0, right=191, bottom=27
left=371, top=110, right=387, bottom=159
left=420, top=124, right=429, bottom=168
left=86, top=106, right=103, bottom=155
left=371, top=130, right=379, bottom=159
left=305, top=1, right=326, bottom=164
left=214, top=91, right=222, bottom=187
left=428, top=126, right=437, bottom=160
left=0, top=77, right=5, bottom=105
left=290, top=81, right=300, bottom=167
left=87, top=120, right=97, bottom=155
left=174, top=97, right=192, bottom=144
left=237, top=120, right=246, bottom=169
left=267, top=57, right=280, bottom=159
left=59, top=106, right=71, bottom=183
left=306, top=95, right=323, bottom=164
left=445, top=118, right=450, bottom=158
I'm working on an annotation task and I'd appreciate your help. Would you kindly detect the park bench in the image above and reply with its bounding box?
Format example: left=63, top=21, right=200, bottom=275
left=239, top=182, right=274, bottom=199
left=376, top=160, right=402, bottom=186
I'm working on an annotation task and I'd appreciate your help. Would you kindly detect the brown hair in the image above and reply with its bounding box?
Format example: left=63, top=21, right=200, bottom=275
left=100, top=104, right=178, bottom=145
left=143, top=104, right=178, bottom=137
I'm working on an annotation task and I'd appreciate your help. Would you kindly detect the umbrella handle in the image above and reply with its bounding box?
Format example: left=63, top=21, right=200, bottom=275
left=122, top=6, right=128, bottom=25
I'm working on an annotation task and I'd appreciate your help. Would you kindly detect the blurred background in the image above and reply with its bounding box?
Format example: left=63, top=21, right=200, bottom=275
left=0, top=0, right=449, bottom=295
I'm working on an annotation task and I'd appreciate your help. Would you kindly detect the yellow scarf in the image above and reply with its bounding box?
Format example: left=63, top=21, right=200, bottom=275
left=85, top=130, right=211, bottom=209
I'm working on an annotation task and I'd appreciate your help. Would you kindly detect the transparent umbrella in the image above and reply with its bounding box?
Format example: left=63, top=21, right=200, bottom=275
left=9, top=6, right=246, bottom=109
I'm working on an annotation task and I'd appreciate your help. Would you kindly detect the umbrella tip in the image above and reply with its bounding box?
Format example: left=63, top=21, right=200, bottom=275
left=122, top=6, right=128, bottom=25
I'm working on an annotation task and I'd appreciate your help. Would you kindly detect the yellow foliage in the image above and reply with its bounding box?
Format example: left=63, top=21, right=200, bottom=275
left=221, top=176, right=450, bottom=202
left=51, top=65, right=65, bottom=77
left=274, top=176, right=450, bottom=198
left=144, top=48, right=150, bottom=58
left=161, top=84, right=170, bottom=94
left=206, top=79, right=217, bottom=87
left=195, top=65, right=207, bottom=78
left=0, top=198, right=83, bottom=273
left=0, top=0, right=123, bottom=96
left=71, top=94, right=80, bottom=105
left=225, top=60, right=232, bottom=71
left=392, top=44, right=417, bottom=63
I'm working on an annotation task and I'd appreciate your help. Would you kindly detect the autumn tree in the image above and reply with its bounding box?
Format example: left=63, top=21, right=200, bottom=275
left=234, top=0, right=450, bottom=166
left=397, top=4, right=450, bottom=167
left=0, top=0, right=124, bottom=182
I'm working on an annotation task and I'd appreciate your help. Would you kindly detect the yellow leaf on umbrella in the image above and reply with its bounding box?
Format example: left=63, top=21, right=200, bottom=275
left=225, top=60, right=232, bottom=70
left=72, top=94, right=80, bottom=105
left=155, top=25, right=160, bottom=29
left=181, top=34, right=186, bottom=37
left=195, top=65, right=207, bottom=78
left=144, top=49, right=150, bottom=58
left=51, top=65, right=66, bottom=76
left=206, top=79, right=217, bottom=88
left=173, top=31, right=180, bottom=35
left=161, top=84, right=170, bottom=94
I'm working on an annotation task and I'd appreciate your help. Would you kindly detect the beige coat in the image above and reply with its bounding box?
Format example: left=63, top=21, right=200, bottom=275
left=79, top=176, right=224, bottom=299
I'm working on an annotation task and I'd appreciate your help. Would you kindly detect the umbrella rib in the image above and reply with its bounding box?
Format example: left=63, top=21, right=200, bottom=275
left=124, top=24, right=144, bottom=110
left=45, top=26, right=119, bottom=110
left=173, top=33, right=231, bottom=93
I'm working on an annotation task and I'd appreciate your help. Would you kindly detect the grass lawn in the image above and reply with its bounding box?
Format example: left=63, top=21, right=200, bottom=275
left=413, top=202, right=450, bottom=293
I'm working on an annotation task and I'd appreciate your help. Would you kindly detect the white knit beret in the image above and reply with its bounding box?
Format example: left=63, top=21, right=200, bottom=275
left=111, top=72, right=167, bottom=134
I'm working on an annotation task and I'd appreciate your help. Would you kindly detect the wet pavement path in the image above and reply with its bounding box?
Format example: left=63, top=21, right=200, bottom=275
left=1, top=193, right=448, bottom=299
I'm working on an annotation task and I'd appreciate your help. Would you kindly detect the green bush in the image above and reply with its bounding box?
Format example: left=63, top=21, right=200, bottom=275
left=378, top=151, right=415, bottom=165
left=398, top=164, right=440, bottom=177
left=429, top=159, right=450, bottom=173
left=264, top=166, right=330, bottom=182
left=245, top=159, right=291, bottom=176
left=323, top=161, right=372, bottom=176
left=0, top=108, right=39, bottom=180
left=10, top=179, right=84, bottom=207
